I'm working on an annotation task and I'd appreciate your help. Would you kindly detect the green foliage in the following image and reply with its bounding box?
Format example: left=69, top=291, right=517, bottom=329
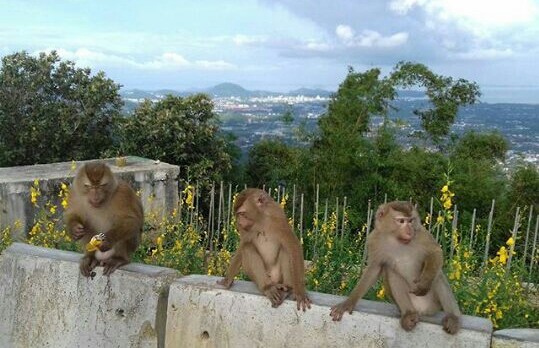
left=506, top=163, right=539, bottom=212
left=452, top=131, right=508, bottom=163
left=118, top=94, right=234, bottom=186
left=245, top=138, right=305, bottom=188
left=390, top=61, right=481, bottom=144
left=0, top=51, right=122, bottom=166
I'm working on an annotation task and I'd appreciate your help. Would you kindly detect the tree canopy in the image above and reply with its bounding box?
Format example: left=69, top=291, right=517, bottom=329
left=0, top=51, right=122, bottom=166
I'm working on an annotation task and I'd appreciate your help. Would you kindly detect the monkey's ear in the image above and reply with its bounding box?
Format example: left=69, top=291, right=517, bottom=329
left=256, top=193, right=270, bottom=207
left=376, top=204, right=387, bottom=219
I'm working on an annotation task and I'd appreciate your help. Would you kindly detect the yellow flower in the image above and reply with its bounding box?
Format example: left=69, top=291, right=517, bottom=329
left=61, top=199, right=68, bottom=209
left=49, top=206, right=56, bottom=214
left=441, top=185, right=449, bottom=193
left=497, top=246, right=508, bottom=265
left=377, top=286, right=385, bottom=299
left=443, top=199, right=452, bottom=210
left=506, top=237, right=515, bottom=247
left=436, top=215, right=445, bottom=224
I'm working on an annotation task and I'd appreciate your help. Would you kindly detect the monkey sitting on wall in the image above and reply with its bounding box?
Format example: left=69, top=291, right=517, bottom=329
left=330, top=201, right=461, bottom=334
left=217, top=188, right=311, bottom=311
left=64, top=161, right=144, bottom=276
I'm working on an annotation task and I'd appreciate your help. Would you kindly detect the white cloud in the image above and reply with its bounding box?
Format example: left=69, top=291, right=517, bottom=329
left=389, top=0, right=539, bottom=28
left=335, top=25, right=409, bottom=48
left=41, top=49, right=236, bottom=71
left=454, top=48, right=514, bottom=60
left=233, top=35, right=268, bottom=46
left=336, top=25, right=355, bottom=41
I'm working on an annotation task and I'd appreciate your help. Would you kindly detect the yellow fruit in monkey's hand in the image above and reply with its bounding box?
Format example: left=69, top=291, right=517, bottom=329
left=86, top=233, right=106, bottom=252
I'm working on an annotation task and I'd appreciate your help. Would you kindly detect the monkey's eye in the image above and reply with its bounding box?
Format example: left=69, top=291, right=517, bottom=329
left=100, top=183, right=108, bottom=187
left=393, top=217, right=407, bottom=224
left=84, top=184, right=91, bottom=189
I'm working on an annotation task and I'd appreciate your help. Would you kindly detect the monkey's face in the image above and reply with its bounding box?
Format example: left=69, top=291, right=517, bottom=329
left=235, top=204, right=256, bottom=233
left=391, top=212, right=415, bottom=244
left=79, top=162, right=115, bottom=208
left=83, top=182, right=110, bottom=208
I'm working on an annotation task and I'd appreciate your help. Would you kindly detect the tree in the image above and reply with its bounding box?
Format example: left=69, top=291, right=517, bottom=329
left=390, top=61, right=481, bottom=144
left=245, top=138, right=304, bottom=188
left=119, top=94, right=234, bottom=185
left=0, top=51, right=122, bottom=166
left=451, top=131, right=508, bottom=163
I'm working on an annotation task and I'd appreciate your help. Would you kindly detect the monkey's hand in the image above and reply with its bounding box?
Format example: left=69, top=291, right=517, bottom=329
left=400, top=311, right=419, bottom=331
left=293, top=291, right=311, bottom=311
left=71, top=223, right=86, bottom=240
left=216, top=277, right=234, bottom=289
left=98, top=239, right=112, bottom=252
left=410, top=278, right=433, bottom=296
left=330, top=300, right=355, bottom=321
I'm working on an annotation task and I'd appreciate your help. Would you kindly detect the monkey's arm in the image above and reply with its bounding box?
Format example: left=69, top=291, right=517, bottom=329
left=412, top=236, right=443, bottom=296
left=101, top=215, right=142, bottom=247
left=217, top=249, right=243, bottom=288
left=64, top=211, right=90, bottom=241
left=330, top=263, right=382, bottom=321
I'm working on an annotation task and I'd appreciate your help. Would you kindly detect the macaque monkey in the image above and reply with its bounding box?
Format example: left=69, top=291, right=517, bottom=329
left=330, top=201, right=461, bottom=334
left=217, top=188, right=311, bottom=311
left=64, top=161, right=144, bottom=277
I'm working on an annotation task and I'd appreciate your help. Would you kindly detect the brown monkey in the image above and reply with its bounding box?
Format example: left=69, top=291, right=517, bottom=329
left=330, top=201, right=460, bottom=334
left=64, top=161, right=144, bottom=276
left=217, top=188, right=311, bottom=311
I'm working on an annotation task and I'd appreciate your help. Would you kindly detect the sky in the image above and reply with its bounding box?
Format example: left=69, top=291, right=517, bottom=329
left=1, top=0, right=539, bottom=102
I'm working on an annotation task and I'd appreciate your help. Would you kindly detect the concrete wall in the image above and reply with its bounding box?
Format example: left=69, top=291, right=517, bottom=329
left=0, top=243, right=179, bottom=348
left=2, top=243, right=538, bottom=348
left=492, top=329, right=539, bottom=348
left=0, top=157, right=180, bottom=240
left=165, top=275, right=493, bottom=348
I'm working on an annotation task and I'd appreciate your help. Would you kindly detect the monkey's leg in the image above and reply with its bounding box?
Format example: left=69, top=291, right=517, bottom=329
left=102, top=257, right=128, bottom=276
left=386, top=269, right=419, bottom=331
left=433, top=275, right=461, bottom=334
left=242, top=244, right=287, bottom=307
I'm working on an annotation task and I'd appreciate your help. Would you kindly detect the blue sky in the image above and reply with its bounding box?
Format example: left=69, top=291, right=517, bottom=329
left=1, top=0, right=539, bottom=100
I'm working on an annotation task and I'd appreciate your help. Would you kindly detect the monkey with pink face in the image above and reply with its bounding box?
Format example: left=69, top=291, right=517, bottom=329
left=330, top=201, right=461, bottom=334
left=217, top=188, right=311, bottom=311
left=64, top=161, right=143, bottom=276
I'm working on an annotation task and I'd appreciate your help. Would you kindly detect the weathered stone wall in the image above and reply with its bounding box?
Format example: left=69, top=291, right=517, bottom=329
left=0, top=157, right=179, bottom=240
left=165, top=275, right=493, bottom=348
left=1, top=244, right=537, bottom=348
left=0, top=243, right=178, bottom=348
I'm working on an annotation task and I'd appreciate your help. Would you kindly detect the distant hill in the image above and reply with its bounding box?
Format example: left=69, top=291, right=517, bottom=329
left=288, top=88, right=332, bottom=97
left=120, top=84, right=430, bottom=101
left=207, top=83, right=251, bottom=97
left=120, top=83, right=333, bottom=100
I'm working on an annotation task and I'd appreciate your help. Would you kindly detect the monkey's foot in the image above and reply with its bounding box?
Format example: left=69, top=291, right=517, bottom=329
left=330, top=300, right=355, bottom=321
left=80, top=257, right=98, bottom=277
left=102, top=258, right=128, bottom=276
left=442, top=314, right=460, bottom=335
left=292, top=292, right=312, bottom=311
left=400, top=311, right=419, bottom=331
left=263, top=284, right=289, bottom=307
left=216, top=278, right=234, bottom=289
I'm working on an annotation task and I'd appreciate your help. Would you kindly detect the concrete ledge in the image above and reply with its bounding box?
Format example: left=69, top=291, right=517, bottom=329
left=165, top=275, right=493, bottom=348
left=0, top=243, right=179, bottom=348
left=492, top=329, right=539, bottom=348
